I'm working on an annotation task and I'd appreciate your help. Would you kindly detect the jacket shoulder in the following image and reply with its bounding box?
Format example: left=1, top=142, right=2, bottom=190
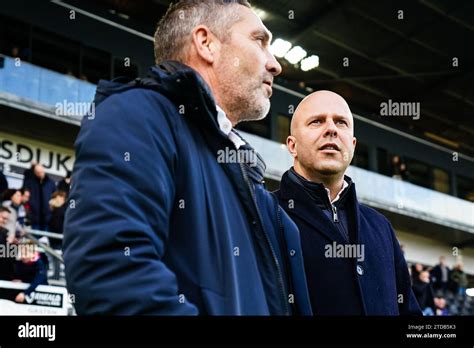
left=91, top=87, right=180, bottom=128
left=79, top=87, right=183, bottom=152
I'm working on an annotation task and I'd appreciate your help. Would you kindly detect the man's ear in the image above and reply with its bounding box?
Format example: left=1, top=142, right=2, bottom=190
left=287, top=136, right=297, bottom=158
left=352, top=136, right=357, bottom=149
left=191, top=25, right=218, bottom=64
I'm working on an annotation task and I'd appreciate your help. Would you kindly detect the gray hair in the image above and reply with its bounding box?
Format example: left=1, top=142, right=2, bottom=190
left=154, top=0, right=251, bottom=64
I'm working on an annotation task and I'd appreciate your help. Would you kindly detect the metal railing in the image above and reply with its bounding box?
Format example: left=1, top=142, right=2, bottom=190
left=24, top=228, right=63, bottom=263
left=20, top=228, right=65, bottom=284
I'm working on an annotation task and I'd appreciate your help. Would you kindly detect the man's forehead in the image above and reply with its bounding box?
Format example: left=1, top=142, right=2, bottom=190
left=237, top=6, right=272, bottom=38
left=300, top=93, right=351, bottom=116
left=291, top=92, right=353, bottom=133
left=299, top=103, right=352, bottom=121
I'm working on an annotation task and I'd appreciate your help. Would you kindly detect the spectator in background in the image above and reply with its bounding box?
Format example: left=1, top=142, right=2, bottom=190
left=430, top=256, right=451, bottom=292
left=57, top=171, right=72, bottom=196
left=20, top=189, right=32, bottom=226
left=391, top=155, right=408, bottom=181
left=12, top=240, right=48, bottom=303
left=451, top=263, right=468, bottom=296
left=399, top=163, right=408, bottom=181
left=24, top=164, right=56, bottom=231
left=1, top=189, right=26, bottom=239
left=48, top=191, right=67, bottom=250
left=434, top=297, right=449, bottom=316
left=10, top=45, right=30, bottom=61
left=411, top=263, right=424, bottom=285
left=412, top=271, right=436, bottom=316
left=0, top=207, right=11, bottom=239
left=0, top=165, right=8, bottom=196
left=11, top=46, right=20, bottom=58
left=22, top=161, right=37, bottom=189
left=0, top=207, right=15, bottom=280
left=66, top=69, right=75, bottom=78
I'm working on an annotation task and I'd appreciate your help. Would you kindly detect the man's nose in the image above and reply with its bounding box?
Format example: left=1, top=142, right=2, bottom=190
left=266, top=51, right=282, bottom=76
left=324, top=119, right=338, bottom=137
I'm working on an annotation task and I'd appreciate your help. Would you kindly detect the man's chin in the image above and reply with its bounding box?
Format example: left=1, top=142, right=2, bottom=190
left=315, top=163, right=345, bottom=176
left=255, top=98, right=270, bottom=120
left=239, top=100, right=270, bottom=123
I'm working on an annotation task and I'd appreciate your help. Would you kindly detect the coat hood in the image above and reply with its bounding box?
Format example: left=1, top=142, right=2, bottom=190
left=93, top=61, right=220, bottom=131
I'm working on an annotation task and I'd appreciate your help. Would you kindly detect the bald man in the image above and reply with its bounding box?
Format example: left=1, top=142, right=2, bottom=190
left=275, top=91, right=421, bottom=315
left=24, top=164, right=56, bottom=231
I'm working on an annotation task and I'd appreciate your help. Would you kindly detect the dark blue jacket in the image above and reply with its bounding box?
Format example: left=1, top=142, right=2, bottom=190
left=63, top=62, right=312, bottom=315
left=24, top=175, right=56, bottom=227
left=430, top=264, right=451, bottom=289
left=0, top=170, right=8, bottom=195
left=275, top=169, right=421, bottom=315
left=14, top=257, right=48, bottom=295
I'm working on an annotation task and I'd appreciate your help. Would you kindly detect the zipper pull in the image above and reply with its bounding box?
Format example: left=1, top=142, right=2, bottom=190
left=331, top=204, right=339, bottom=222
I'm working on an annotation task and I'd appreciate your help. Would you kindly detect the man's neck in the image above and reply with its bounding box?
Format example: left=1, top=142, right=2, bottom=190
left=294, top=164, right=345, bottom=202
left=187, top=62, right=238, bottom=127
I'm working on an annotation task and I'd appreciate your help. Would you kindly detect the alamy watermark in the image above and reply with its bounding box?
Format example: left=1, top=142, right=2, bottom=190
left=0, top=243, right=36, bottom=259
left=55, top=100, right=95, bottom=119
left=18, top=322, right=55, bottom=341
left=380, top=99, right=420, bottom=120
left=217, top=147, right=257, bottom=167
left=325, top=241, right=365, bottom=262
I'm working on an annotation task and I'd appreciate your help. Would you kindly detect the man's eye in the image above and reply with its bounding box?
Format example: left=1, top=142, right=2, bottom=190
left=310, top=120, right=321, bottom=125
left=337, top=120, right=347, bottom=125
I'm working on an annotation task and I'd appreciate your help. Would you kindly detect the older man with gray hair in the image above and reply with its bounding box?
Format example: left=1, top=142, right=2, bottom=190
left=63, top=0, right=312, bottom=315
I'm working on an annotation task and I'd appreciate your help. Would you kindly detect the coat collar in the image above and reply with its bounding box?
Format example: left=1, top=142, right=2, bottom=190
left=94, top=61, right=220, bottom=133
left=278, top=169, right=361, bottom=245
left=287, top=167, right=353, bottom=207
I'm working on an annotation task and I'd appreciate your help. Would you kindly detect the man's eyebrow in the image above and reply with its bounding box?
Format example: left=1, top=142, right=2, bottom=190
left=306, top=113, right=351, bottom=120
left=251, top=28, right=272, bottom=44
left=306, top=114, right=327, bottom=120
left=333, top=114, right=351, bottom=119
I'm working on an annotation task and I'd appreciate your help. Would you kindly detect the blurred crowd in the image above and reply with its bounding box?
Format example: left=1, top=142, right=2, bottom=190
left=409, top=256, right=470, bottom=316
left=0, top=161, right=71, bottom=302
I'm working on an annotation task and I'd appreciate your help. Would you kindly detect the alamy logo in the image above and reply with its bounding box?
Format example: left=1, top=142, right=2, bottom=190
left=217, top=147, right=257, bottom=167
left=55, top=100, right=95, bottom=119
left=380, top=99, right=420, bottom=120
left=18, top=322, right=56, bottom=341
left=324, top=241, right=365, bottom=262
left=0, top=243, right=36, bottom=258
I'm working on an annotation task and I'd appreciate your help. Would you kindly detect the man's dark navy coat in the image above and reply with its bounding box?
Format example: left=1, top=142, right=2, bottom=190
left=275, top=170, right=421, bottom=315
left=63, top=62, right=312, bottom=315
left=24, top=175, right=56, bottom=228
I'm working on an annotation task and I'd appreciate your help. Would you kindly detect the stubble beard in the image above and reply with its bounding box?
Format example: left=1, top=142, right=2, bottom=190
left=215, top=59, right=270, bottom=125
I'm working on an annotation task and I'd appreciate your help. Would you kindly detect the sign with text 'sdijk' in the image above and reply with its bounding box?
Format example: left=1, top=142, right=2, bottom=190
left=0, top=132, right=74, bottom=177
